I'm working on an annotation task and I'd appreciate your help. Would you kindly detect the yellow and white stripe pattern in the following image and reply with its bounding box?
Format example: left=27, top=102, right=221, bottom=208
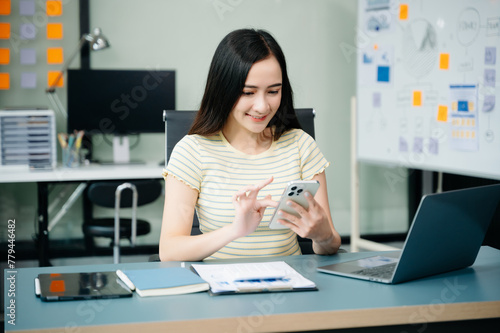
left=164, top=128, right=330, bottom=260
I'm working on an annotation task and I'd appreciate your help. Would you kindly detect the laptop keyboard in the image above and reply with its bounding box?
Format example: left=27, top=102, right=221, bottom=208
left=352, top=263, right=397, bottom=280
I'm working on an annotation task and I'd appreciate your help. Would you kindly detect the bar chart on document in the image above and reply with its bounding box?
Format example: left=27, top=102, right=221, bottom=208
left=355, top=0, right=500, bottom=180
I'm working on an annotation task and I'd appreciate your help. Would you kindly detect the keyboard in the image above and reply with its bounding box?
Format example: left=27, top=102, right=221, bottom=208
left=352, top=263, right=397, bottom=280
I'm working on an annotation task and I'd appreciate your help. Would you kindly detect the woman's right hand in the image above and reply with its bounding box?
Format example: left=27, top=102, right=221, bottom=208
left=230, top=176, right=277, bottom=238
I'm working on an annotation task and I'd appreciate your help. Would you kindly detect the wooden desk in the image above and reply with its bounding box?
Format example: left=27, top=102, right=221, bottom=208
left=4, top=247, right=500, bottom=332
left=0, top=163, right=164, bottom=266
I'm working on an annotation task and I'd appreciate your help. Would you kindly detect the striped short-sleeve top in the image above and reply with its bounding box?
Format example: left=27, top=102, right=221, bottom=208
left=163, top=128, right=330, bottom=260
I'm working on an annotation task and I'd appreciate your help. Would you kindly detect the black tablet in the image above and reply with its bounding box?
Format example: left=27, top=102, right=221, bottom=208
left=35, top=271, right=133, bottom=302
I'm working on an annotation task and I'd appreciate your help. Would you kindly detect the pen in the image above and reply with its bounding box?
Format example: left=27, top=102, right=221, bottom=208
left=57, top=133, right=67, bottom=149
left=75, top=130, right=84, bottom=149
left=67, top=134, right=75, bottom=149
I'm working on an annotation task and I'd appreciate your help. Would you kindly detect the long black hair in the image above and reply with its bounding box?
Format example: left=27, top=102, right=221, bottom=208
left=189, top=28, right=301, bottom=140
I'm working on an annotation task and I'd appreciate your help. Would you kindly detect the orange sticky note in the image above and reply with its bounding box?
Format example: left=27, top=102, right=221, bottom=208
left=47, top=23, right=63, bottom=39
left=48, top=71, right=63, bottom=88
left=49, top=280, right=65, bottom=293
left=439, top=53, right=449, bottom=70
left=413, top=91, right=422, bottom=107
left=0, top=23, right=10, bottom=39
left=46, top=1, right=62, bottom=16
left=0, top=48, right=9, bottom=64
left=0, top=72, right=10, bottom=89
left=468, top=101, right=474, bottom=111
left=47, top=47, right=63, bottom=64
left=0, top=0, right=11, bottom=15
left=399, top=4, right=408, bottom=20
left=437, top=105, right=448, bottom=122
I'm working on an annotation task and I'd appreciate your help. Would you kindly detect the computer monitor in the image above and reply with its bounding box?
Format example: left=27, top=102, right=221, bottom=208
left=67, top=69, right=175, bottom=163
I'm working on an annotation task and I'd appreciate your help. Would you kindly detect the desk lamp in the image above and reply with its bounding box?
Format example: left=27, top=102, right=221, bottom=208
left=46, top=28, right=110, bottom=118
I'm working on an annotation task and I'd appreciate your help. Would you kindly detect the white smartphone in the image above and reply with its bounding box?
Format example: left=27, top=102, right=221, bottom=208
left=268, top=180, right=320, bottom=230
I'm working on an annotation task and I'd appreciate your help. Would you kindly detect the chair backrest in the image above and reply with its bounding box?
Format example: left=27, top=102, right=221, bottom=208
left=163, top=108, right=315, bottom=166
left=163, top=110, right=197, bottom=167
left=87, top=180, right=162, bottom=208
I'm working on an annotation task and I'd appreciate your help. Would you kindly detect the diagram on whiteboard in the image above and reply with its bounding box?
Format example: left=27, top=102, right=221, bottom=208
left=402, top=19, right=438, bottom=79
left=356, top=0, right=500, bottom=180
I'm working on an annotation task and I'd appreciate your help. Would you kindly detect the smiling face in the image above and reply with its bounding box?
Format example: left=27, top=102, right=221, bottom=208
left=224, top=55, right=282, bottom=137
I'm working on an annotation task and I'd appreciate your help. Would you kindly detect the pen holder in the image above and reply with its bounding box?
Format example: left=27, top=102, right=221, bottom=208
left=62, top=146, right=81, bottom=168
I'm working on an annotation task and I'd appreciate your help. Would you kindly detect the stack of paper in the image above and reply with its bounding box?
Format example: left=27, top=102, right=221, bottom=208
left=191, top=261, right=317, bottom=295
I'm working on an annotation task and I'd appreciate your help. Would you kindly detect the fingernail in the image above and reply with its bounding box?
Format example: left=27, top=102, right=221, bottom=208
left=286, top=201, right=292, bottom=206
left=278, top=211, right=283, bottom=216
left=305, top=192, right=311, bottom=197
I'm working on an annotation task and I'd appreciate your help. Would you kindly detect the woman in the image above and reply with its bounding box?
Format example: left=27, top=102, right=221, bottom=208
left=159, top=29, right=341, bottom=261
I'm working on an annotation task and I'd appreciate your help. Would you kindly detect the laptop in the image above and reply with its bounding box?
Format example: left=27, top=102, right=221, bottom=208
left=318, top=184, right=500, bottom=284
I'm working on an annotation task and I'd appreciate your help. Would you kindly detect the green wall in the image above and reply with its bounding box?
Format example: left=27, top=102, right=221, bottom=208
left=0, top=0, right=408, bottom=249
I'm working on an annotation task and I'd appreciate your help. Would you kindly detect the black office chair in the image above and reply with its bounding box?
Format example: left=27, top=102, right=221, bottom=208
left=82, top=179, right=162, bottom=262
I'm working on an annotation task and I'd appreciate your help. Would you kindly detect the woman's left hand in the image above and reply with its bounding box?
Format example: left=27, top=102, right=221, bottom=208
left=276, top=191, right=334, bottom=245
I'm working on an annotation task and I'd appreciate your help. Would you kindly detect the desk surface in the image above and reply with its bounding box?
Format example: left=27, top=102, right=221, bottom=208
left=0, top=163, right=164, bottom=183
left=4, top=247, right=500, bottom=332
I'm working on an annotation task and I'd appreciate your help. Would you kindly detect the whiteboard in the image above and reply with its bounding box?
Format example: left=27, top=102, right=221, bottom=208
left=355, top=0, right=500, bottom=180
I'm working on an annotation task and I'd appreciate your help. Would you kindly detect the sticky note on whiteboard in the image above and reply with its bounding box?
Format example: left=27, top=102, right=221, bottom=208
left=437, top=105, right=448, bottom=122
left=439, top=53, right=449, bottom=70
left=413, top=91, right=422, bottom=106
left=399, top=4, right=408, bottom=20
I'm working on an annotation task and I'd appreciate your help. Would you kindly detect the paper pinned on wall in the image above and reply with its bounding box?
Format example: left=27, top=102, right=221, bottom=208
left=483, top=95, right=495, bottom=112
left=428, top=137, right=438, bottom=155
left=413, top=136, right=423, bottom=153
left=20, top=23, right=36, bottom=40
left=47, top=71, right=63, bottom=88
left=46, top=23, right=63, bottom=39
left=484, top=69, right=496, bottom=87
left=362, top=0, right=393, bottom=34
left=484, top=47, right=496, bottom=65
left=46, top=0, right=63, bottom=16
left=0, top=73, right=10, bottom=90
left=373, top=92, right=381, bottom=108
left=0, top=0, right=10, bottom=15
left=20, top=0, right=36, bottom=16
left=360, top=45, right=394, bottom=86
left=21, top=72, right=37, bottom=89
left=449, top=84, right=479, bottom=151
left=20, top=48, right=36, bottom=64
left=47, top=47, right=63, bottom=64
left=399, top=136, right=408, bottom=152
left=0, top=48, right=9, bottom=65
left=0, top=23, right=10, bottom=39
